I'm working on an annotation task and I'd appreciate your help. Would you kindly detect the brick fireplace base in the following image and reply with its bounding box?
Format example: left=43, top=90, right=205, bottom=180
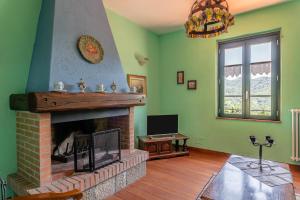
left=8, top=150, right=148, bottom=199
left=9, top=108, right=148, bottom=199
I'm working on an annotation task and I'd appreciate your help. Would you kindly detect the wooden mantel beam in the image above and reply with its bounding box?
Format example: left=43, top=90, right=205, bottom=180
left=10, top=92, right=146, bottom=113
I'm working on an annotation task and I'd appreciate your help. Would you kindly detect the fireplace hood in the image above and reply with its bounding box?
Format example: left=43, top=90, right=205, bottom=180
left=26, top=0, right=129, bottom=93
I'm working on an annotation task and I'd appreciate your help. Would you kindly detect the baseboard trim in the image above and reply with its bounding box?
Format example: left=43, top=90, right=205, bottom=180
left=188, top=146, right=230, bottom=156
left=189, top=147, right=299, bottom=166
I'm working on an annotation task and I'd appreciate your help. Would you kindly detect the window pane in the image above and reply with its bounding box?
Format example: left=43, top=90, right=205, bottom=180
left=219, top=33, right=279, bottom=120
left=250, top=97, right=271, bottom=116
left=250, top=62, right=271, bottom=95
left=251, top=42, right=271, bottom=63
left=224, top=97, right=242, bottom=115
left=224, top=65, right=242, bottom=96
left=225, top=47, right=242, bottom=66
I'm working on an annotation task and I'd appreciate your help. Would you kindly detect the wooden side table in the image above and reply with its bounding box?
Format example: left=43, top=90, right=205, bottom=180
left=138, top=133, right=189, bottom=160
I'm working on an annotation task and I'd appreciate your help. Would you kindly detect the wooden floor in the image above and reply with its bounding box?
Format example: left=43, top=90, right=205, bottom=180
left=108, top=149, right=300, bottom=200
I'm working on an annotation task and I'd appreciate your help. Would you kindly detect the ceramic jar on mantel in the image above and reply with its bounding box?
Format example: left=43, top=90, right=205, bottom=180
left=96, top=83, right=105, bottom=93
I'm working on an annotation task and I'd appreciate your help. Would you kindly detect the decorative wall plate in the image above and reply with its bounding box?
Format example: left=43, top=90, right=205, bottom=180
left=78, top=35, right=104, bottom=64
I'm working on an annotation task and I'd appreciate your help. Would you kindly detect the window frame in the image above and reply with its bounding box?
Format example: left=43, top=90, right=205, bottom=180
left=217, top=31, right=281, bottom=121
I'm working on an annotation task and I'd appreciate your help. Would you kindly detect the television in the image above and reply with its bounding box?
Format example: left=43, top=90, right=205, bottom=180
left=147, top=115, right=178, bottom=135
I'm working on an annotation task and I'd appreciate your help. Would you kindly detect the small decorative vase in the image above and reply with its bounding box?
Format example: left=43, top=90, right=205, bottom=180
left=111, top=81, right=117, bottom=93
left=78, top=78, right=87, bottom=93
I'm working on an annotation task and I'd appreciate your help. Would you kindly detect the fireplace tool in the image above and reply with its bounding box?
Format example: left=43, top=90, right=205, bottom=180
left=0, top=177, right=7, bottom=200
left=249, top=136, right=275, bottom=172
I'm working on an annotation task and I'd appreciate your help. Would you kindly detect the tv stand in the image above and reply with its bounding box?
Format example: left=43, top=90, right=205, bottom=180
left=138, top=133, right=189, bottom=160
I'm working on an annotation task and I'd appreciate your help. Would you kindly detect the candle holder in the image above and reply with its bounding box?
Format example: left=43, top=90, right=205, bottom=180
left=249, top=136, right=275, bottom=172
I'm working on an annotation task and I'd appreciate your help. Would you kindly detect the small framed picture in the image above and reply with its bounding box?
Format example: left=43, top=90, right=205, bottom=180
left=127, top=74, right=147, bottom=96
left=187, top=80, right=197, bottom=90
left=177, top=71, right=184, bottom=84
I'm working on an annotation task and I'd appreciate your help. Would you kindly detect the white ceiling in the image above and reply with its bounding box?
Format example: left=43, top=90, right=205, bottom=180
left=103, top=0, right=289, bottom=34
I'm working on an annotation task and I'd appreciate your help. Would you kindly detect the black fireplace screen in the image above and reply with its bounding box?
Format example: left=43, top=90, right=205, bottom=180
left=74, top=128, right=121, bottom=172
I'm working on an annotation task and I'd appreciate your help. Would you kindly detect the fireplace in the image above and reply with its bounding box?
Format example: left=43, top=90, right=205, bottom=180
left=8, top=0, right=148, bottom=198
left=8, top=106, right=148, bottom=199
left=49, top=108, right=137, bottom=176
left=51, top=117, right=122, bottom=173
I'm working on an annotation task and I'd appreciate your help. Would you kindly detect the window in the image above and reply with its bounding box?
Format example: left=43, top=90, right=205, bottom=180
left=218, top=32, right=280, bottom=121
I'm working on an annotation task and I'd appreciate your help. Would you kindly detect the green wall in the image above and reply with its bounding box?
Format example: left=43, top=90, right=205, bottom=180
left=0, top=0, right=41, bottom=180
left=159, top=0, right=300, bottom=163
left=106, top=10, right=161, bottom=143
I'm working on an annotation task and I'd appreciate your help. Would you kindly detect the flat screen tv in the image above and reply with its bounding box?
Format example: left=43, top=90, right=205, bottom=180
left=147, top=115, right=178, bottom=135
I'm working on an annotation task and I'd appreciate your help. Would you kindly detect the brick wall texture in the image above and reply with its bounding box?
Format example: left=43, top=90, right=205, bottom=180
left=108, top=107, right=135, bottom=151
left=16, top=111, right=52, bottom=187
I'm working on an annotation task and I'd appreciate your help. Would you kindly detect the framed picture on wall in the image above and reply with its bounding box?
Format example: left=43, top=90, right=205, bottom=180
left=177, top=71, right=184, bottom=84
left=127, top=74, right=147, bottom=96
left=187, top=80, right=197, bottom=90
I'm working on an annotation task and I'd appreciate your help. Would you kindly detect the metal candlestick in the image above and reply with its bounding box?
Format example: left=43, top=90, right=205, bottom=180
left=249, top=136, right=274, bottom=172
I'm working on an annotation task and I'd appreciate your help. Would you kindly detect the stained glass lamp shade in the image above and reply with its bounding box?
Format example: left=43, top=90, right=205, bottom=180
left=185, top=0, right=235, bottom=38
